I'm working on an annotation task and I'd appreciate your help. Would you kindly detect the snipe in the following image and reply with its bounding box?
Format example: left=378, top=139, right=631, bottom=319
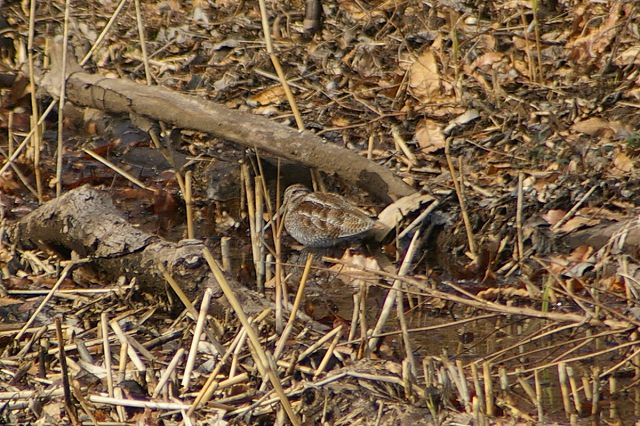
left=283, top=184, right=375, bottom=247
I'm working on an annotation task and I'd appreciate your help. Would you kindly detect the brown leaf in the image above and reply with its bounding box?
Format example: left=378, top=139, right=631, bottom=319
left=542, top=209, right=566, bottom=226
left=408, top=49, right=440, bottom=101
left=415, top=119, right=445, bottom=152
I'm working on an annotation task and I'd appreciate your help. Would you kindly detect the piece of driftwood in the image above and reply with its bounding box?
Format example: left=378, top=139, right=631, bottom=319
left=7, top=185, right=267, bottom=316
left=41, top=44, right=414, bottom=203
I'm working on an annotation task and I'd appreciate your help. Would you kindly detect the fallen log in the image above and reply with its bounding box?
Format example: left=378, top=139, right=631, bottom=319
left=41, top=44, right=414, bottom=203
left=8, top=185, right=267, bottom=316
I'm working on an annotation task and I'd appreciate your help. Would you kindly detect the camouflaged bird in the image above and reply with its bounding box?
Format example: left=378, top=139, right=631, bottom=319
left=283, top=184, right=376, bottom=247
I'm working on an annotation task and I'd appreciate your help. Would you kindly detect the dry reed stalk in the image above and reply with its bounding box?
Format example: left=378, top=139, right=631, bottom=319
left=472, top=396, right=482, bottom=426
left=515, top=172, right=524, bottom=264
left=16, top=262, right=75, bottom=340
left=515, top=369, right=536, bottom=407
left=558, top=362, right=572, bottom=417
left=79, top=0, right=127, bottom=65
left=368, top=229, right=422, bottom=352
left=534, top=369, right=543, bottom=421
left=133, top=0, right=152, bottom=85
left=243, top=165, right=261, bottom=288
left=152, top=348, right=184, bottom=398
left=566, top=366, right=582, bottom=414
left=0, top=147, right=37, bottom=195
left=202, top=248, right=300, bottom=425
left=274, top=254, right=313, bottom=360
left=482, top=362, right=494, bottom=416
left=591, top=366, right=601, bottom=416
left=27, top=0, right=42, bottom=202
left=89, top=395, right=191, bottom=411
left=265, top=253, right=273, bottom=283
left=313, top=326, right=343, bottom=379
left=456, top=359, right=470, bottom=411
left=55, top=317, right=78, bottom=423
left=471, top=363, right=484, bottom=414
left=255, top=176, right=265, bottom=291
left=185, top=171, right=194, bottom=239
left=82, top=148, right=151, bottom=190
left=298, top=326, right=343, bottom=363
left=498, top=366, right=508, bottom=395
left=231, top=327, right=250, bottom=380
left=520, top=8, right=536, bottom=82
left=56, top=0, right=71, bottom=198
left=157, top=264, right=225, bottom=354
left=402, top=359, right=413, bottom=400
left=348, top=291, right=360, bottom=343
left=599, top=344, right=640, bottom=380
left=357, top=281, right=369, bottom=358
left=551, top=185, right=597, bottom=232
left=273, top=161, right=284, bottom=333
left=189, top=325, right=248, bottom=414
left=444, top=139, right=477, bottom=260
left=110, top=321, right=145, bottom=373
left=100, top=313, right=115, bottom=400
left=7, top=112, right=13, bottom=154
left=609, top=376, right=618, bottom=419
left=182, top=288, right=213, bottom=389
left=397, top=199, right=440, bottom=240
left=581, top=373, right=592, bottom=401
left=391, top=125, right=417, bottom=166
left=256, top=0, right=304, bottom=131
left=532, top=0, right=544, bottom=82
left=367, top=133, right=374, bottom=159
left=0, top=101, right=55, bottom=175
left=220, top=236, right=231, bottom=272
left=15, top=325, right=46, bottom=359
left=115, top=342, right=128, bottom=421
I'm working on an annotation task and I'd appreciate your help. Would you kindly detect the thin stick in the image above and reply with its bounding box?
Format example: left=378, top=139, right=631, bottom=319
left=56, top=0, right=71, bottom=198
left=110, top=320, right=145, bottom=372
left=273, top=254, right=313, bottom=360
left=101, top=313, right=114, bottom=399
left=82, top=148, right=151, bottom=190
left=551, top=185, right=597, bottom=231
left=516, top=171, right=524, bottom=264
left=445, top=139, right=477, bottom=259
left=133, top=0, right=152, bottom=85
left=368, top=229, right=422, bottom=351
left=16, top=262, right=76, bottom=340
left=55, top=317, right=78, bottom=424
left=185, top=171, right=194, bottom=239
left=182, top=289, right=213, bottom=389
left=79, top=0, right=128, bottom=66
left=27, top=0, right=42, bottom=202
left=257, top=0, right=304, bottom=131
left=157, top=264, right=225, bottom=354
left=202, top=248, right=300, bottom=425
left=313, top=326, right=343, bottom=378
left=255, top=176, right=265, bottom=291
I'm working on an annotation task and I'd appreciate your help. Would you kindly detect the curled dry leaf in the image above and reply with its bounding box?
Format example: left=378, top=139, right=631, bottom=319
left=373, top=192, right=436, bottom=241
left=329, top=250, right=381, bottom=287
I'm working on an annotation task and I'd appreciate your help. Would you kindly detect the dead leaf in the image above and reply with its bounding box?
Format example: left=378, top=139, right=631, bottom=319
left=542, top=209, right=566, bottom=226
left=571, top=117, right=612, bottom=136
left=246, top=86, right=286, bottom=107
left=415, top=119, right=445, bottom=152
left=408, top=49, right=440, bottom=101
left=613, top=151, right=634, bottom=173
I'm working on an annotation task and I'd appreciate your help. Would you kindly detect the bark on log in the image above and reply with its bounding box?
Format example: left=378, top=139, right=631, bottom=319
left=41, top=45, right=414, bottom=203
left=8, top=185, right=268, bottom=316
